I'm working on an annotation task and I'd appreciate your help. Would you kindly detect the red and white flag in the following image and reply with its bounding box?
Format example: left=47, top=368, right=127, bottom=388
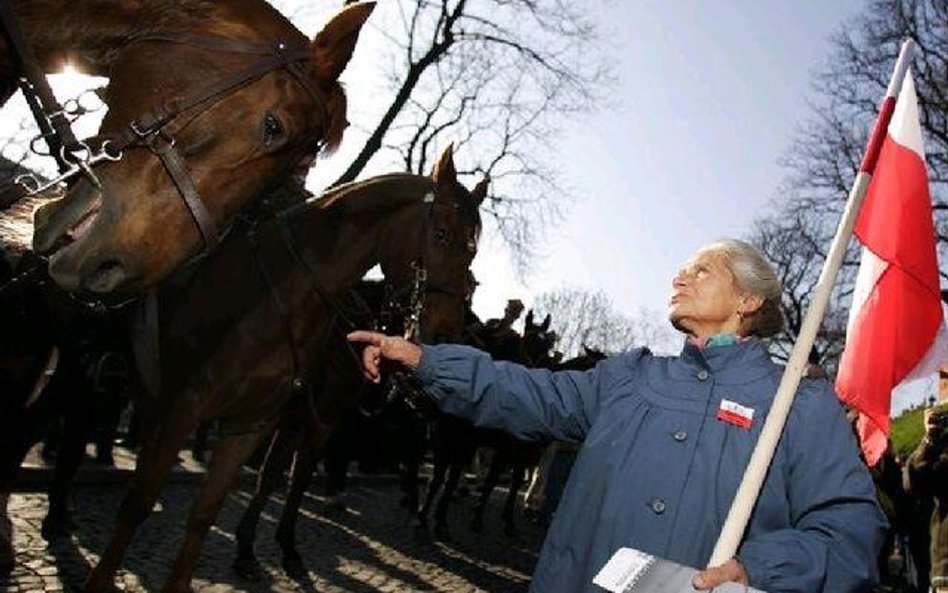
left=836, top=71, right=948, bottom=466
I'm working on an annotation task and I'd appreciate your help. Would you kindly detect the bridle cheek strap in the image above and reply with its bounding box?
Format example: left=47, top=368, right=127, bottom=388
left=143, top=132, right=220, bottom=249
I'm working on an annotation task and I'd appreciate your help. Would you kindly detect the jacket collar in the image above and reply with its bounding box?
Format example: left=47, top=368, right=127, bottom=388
left=679, top=337, right=774, bottom=378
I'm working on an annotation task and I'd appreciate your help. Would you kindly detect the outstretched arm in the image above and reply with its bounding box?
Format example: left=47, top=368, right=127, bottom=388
left=347, top=331, right=603, bottom=442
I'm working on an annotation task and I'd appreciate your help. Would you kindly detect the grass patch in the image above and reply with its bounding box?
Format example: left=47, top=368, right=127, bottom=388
left=890, top=406, right=927, bottom=459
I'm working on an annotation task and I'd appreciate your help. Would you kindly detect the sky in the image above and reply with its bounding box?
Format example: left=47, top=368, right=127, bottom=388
left=1, top=0, right=867, bottom=327
left=295, top=0, right=870, bottom=327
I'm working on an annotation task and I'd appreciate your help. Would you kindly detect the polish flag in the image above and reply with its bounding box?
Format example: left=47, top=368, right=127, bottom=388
left=835, top=71, right=948, bottom=466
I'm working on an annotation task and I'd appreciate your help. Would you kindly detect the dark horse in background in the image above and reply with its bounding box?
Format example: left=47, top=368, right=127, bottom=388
left=0, top=0, right=374, bottom=578
left=230, top=146, right=486, bottom=580
left=414, top=310, right=559, bottom=540
left=81, top=145, right=484, bottom=593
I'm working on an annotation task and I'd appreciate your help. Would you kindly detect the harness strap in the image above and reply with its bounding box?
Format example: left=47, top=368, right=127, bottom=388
left=0, top=1, right=81, bottom=171
left=109, top=44, right=321, bottom=151
left=145, top=133, right=220, bottom=249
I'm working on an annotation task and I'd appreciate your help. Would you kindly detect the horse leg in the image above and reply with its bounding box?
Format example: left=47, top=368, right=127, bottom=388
left=0, top=412, right=38, bottom=576
left=42, top=406, right=94, bottom=539
left=503, top=460, right=527, bottom=538
left=0, top=491, right=12, bottom=576
left=418, top=450, right=448, bottom=529
left=399, top=416, right=427, bottom=514
left=471, top=448, right=507, bottom=534
left=400, top=452, right=421, bottom=514
left=190, top=422, right=211, bottom=464
left=161, top=430, right=266, bottom=593
left=433, top=460, right=466, bottom=541
left=84, top=406, right=197, bottom=593
left=232, top=426, right=298, bottom=581
left=275, top=439, right=321, bottom=577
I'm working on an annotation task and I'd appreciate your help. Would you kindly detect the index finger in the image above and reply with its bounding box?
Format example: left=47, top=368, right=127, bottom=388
left=347, top=330, right=384, bottom=346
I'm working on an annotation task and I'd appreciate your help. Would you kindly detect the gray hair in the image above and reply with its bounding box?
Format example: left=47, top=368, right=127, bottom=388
left=700, top=238, right=785, bottom=337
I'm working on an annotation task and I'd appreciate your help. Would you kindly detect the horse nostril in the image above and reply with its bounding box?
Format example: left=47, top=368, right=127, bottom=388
left=84, top=259, right=129, bottom=294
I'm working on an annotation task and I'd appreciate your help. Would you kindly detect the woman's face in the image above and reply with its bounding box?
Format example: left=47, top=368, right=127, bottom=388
left=668, top=248, right=746, bottom=338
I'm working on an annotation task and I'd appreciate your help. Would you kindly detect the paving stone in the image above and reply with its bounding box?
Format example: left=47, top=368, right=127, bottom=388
left=6, top=474, right=543, bottom=592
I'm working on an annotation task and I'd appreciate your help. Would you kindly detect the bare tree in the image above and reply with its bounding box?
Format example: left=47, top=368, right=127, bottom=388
left=532, top=287, right=678, bottom=357
left=327, top=0, right=612, bottom=269
left=747, top=0, right=948, bottom=372
left=746, top=203, right=853, bottom=372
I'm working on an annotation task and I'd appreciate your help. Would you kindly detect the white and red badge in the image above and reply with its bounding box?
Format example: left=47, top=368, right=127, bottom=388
left=717, top=399, right=754, bottom=430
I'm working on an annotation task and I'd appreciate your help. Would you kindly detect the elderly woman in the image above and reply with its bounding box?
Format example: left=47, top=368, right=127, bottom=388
left=349, top=239, right=885, bottom=593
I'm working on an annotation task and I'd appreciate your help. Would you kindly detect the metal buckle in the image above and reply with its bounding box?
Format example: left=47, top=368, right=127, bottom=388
left=15, top=140, right=122, bottom=196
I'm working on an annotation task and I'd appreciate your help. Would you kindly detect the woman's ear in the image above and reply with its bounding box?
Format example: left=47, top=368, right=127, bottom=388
left=739, top=293, right=765, bottom=316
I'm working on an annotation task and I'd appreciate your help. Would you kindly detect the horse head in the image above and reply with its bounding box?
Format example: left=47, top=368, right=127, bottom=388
left=29, top=1, right=374, bottom=296
left=379, top=145, right=486, bottom=346
left=522, top=310, right=558, bottom=367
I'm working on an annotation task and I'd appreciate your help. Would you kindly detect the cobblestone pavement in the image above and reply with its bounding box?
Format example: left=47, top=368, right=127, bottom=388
left=3, top=457, right=544, bottom=593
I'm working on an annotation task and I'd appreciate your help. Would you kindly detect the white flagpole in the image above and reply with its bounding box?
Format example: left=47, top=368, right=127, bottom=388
left=706, top=39, right=916, bottom=568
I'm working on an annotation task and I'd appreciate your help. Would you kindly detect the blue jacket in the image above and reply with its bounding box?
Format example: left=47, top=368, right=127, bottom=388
left=415, top=339, right=886, bottom=593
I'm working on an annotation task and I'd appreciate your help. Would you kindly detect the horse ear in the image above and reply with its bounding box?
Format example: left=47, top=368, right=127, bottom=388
left=541, top=314, right=551, bottom=332
left=431, top=144, right=457, bottom=187
left=525, top=309, right=535, bottom=328
left=310, top=2, right=375, bottom=82
left=471, top=177, right=489, bottom=206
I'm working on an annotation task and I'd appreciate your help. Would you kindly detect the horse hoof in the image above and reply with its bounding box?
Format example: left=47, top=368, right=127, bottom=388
left=399, top=496, right=417, bottom=512
left=325, top=495, right=347, bottom=513
left=84, top=572, right=119, bottom=593
left=469, top=517, right=483, bottom=534
left=1, top=534, right=13, bottom=577
left=232, top=555, right=262, bottom=582
left=40, top=515, right=74, bottom=541
left=433, top=524, right=452, bottom=542
left=281, top=554, right=306, bottom=578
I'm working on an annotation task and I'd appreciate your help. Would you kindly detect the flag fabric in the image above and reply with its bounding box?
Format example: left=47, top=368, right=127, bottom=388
left=835, top=71, right=948, bottom=466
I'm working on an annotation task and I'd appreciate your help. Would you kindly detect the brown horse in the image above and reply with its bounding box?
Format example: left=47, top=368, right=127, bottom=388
left=83, top=146, right=484, bottom=593
left=0, top=0, right=372, bottom=295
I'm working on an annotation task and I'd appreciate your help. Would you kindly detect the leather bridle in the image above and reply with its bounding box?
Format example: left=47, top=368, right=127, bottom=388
left=2, top=2, right=331, bottom=255
left=101, top=34, right=329, bottom=252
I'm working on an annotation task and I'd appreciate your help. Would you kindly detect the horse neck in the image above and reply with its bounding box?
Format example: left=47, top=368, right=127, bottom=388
left=288, top=175, right=433, bottom=293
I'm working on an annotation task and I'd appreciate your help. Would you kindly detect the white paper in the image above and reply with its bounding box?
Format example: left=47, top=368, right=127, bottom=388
left=593, top=547, right=654, bottom=592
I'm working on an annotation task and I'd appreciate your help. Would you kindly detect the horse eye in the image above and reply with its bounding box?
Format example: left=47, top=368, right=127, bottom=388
left=435, top=228, right=451, bottom=245
left=262, top=113, right=284, bottom=147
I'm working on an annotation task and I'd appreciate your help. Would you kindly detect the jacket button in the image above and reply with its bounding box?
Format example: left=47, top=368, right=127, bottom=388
left=696, top=369, right=709, bottom=381
left=673, top=430, right=688, bottom=442
left=650, top=498, right=666, bottom=514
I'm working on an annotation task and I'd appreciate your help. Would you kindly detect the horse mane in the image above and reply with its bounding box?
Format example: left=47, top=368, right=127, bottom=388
left=318, top=86, right=348, bottom=154
left=307, top=174, right=435, bottom=215
left=304, top=173, right=482, bottom=239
